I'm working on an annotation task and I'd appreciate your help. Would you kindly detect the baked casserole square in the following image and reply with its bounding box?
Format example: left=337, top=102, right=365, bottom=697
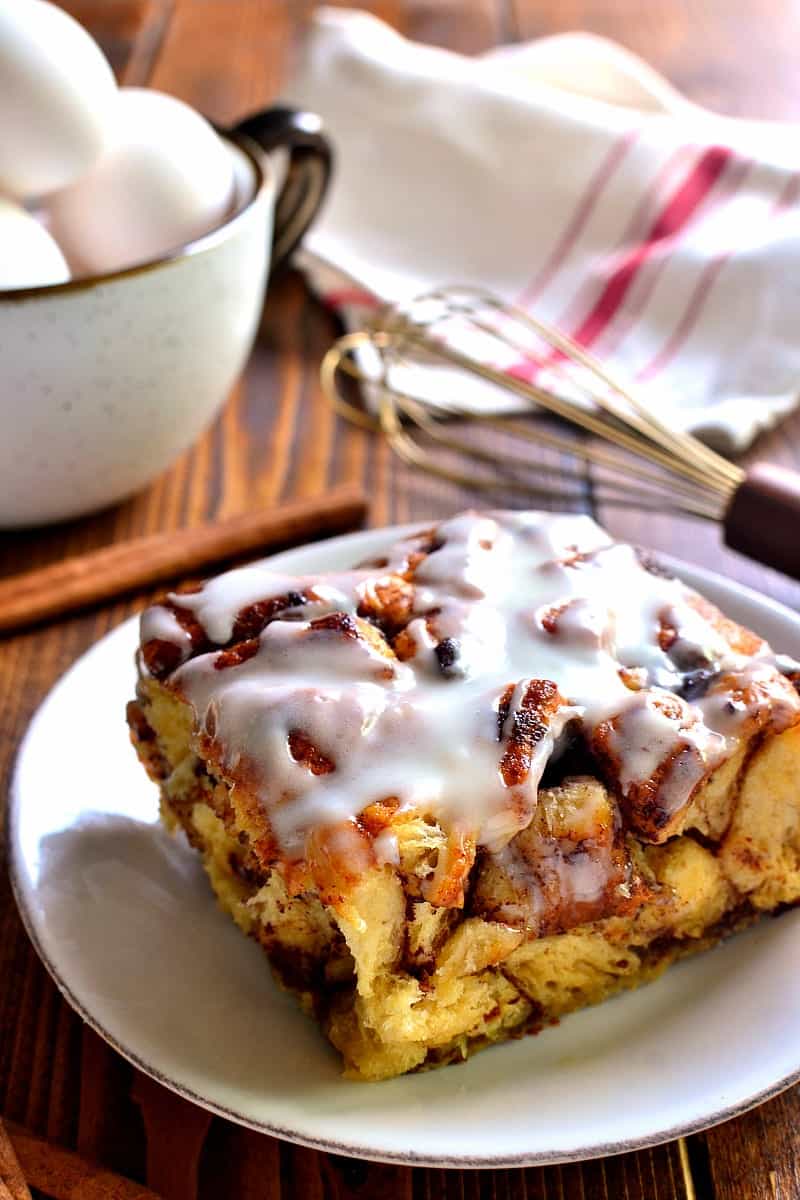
left=128, top=511, right=800, bottom=1079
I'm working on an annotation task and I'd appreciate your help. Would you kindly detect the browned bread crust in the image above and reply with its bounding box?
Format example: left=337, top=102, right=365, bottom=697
left=128, top=511, right=800, bottom=1078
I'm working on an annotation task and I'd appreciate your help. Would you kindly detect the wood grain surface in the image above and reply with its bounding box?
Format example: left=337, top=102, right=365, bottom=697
left=2, top=2, right=800, bottom=1198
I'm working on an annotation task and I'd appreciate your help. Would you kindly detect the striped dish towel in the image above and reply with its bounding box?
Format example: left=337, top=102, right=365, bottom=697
left=284, top=8, right=800, bottom=453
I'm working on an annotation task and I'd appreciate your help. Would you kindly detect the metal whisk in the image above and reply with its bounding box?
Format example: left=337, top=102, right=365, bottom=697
left=320, top=285, right=800, bottom=581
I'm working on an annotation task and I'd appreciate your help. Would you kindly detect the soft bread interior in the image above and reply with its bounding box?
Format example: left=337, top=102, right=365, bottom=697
left=129, top=678, right=800, bottom=1080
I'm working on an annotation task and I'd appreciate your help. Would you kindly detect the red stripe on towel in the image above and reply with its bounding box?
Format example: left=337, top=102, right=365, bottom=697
left=517, top=127, right=641, bottom=309
left=597, top=152, right=749, bottom=362
left=507, top=145, right=733, bottom=385
left=324, top=287, right=380, bottom=309
left=771, top=169, right=800, bottom=215
left=547, top=142, right=699, bottom=344
left=637, top=161, right=800, bottom=382
left=561, top=144, right=733, bottom=352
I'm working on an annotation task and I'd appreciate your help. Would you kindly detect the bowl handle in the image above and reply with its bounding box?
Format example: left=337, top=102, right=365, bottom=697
left=231, top=107, right=333, bottom=275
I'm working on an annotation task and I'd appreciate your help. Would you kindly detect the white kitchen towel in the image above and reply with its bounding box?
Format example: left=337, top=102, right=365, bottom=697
left=284, top=8, right=800, bottom=454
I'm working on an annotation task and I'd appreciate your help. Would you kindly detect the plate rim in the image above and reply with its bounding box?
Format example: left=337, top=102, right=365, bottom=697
left=8, top=522, right=800, bottom=1168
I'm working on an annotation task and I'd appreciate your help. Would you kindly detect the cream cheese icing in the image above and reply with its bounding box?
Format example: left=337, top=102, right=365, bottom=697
left=139, top=510, right=800, bottom=859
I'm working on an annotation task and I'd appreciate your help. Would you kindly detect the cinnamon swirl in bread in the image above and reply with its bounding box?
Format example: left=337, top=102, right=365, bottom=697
left=127, top=511, right=800, bottom=1080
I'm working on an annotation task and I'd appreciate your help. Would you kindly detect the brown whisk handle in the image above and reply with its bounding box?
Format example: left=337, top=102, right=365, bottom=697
left=723, top=462, right=800, bottom=580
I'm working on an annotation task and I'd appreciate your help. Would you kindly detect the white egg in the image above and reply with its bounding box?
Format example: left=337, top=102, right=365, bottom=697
left=0, top=197, right=69, bottom=288
left=47, top=88, right=237, bottom=276
left=0, top=0, right=118, bottom=197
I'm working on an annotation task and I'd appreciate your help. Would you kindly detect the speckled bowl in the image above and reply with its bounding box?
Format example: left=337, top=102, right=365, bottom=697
left=0, top=108, right=331, bottom=528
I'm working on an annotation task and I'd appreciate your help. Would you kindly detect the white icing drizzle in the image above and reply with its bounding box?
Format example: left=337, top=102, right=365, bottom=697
left=141, top=510, right=800, bottom=858
left=140, top=605, right=193, bottom=663
left=169, top=569, right=372, bottom=644
left=373, top=829, right=400, bottom=866
left=605, top=692, right=723, bottom=815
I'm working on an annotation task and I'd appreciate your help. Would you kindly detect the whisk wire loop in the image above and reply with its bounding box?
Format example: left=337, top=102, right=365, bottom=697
left=319, top=286, right=745, bottom=523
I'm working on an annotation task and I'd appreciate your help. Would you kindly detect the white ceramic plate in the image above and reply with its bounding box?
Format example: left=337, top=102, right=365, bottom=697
left=9, top=525, right=800, bottom=1167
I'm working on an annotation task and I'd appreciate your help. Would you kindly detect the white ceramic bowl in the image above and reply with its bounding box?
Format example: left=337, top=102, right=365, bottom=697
left=0, top=110, right=330, bottom=528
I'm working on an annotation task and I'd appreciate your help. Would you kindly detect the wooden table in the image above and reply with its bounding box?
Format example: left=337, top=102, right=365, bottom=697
left=3, top=2, right=800, bottom=1197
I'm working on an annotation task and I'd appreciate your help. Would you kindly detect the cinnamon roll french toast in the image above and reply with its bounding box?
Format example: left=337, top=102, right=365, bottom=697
left=127, top=511, right=800, bottom=1080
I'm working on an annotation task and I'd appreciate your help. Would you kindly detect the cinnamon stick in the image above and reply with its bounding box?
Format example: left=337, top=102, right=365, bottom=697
left=0, top=1119, right=31, bottom=1200
left=4, top=1120, right=160, bottom=1200
left=0, top=487, right=368, bottom=636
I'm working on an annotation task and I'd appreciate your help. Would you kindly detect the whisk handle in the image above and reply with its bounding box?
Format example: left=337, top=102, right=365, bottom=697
left=724, top=462, right=800, bottom=581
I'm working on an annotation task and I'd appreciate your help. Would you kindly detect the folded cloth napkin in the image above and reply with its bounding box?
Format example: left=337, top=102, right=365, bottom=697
left=284, top=8, right=800, bottom=454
